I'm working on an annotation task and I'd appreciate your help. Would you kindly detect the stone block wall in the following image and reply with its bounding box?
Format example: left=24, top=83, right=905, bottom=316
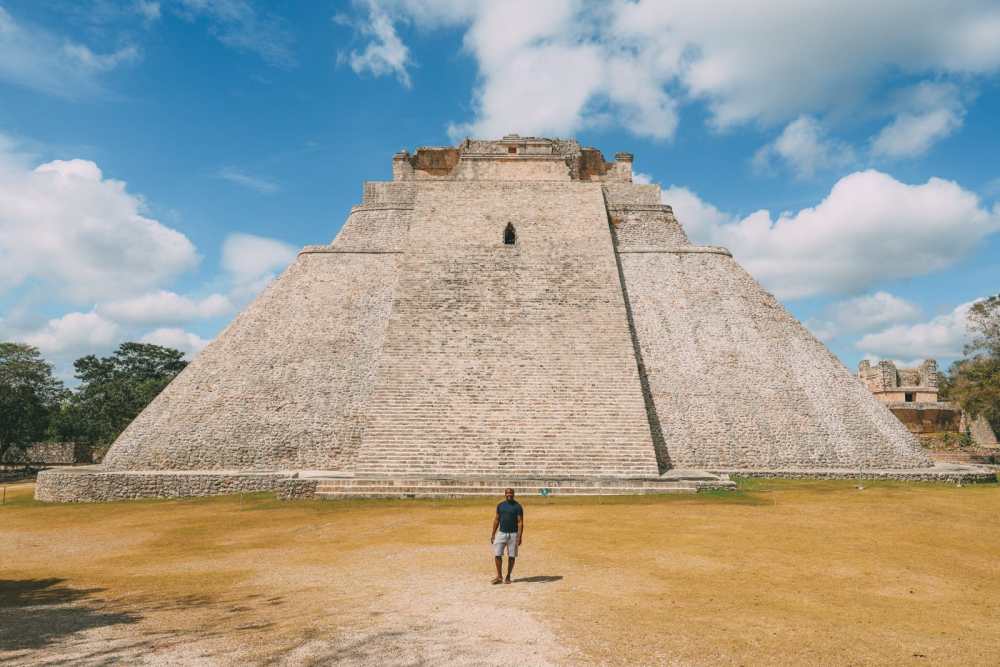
left=618, top=249, right=929, bottom=469
left=859, top=359, right=940, bottom=401
left=352, top=180, right=661, bottom=478
left=35, top=468, right=297, bottom=502
left=102, top=249, right=401, bottom=471
left=609, top=204, right=689, bottom=248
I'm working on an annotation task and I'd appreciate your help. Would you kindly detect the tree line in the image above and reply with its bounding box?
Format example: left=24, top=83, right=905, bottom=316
left=940, top=294, right=1000, bottom=436
left=0, top=342, right=187, bottom=463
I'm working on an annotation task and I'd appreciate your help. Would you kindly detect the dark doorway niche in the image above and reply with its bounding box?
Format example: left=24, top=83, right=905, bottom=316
left=504, top=223, right=516, bottom=245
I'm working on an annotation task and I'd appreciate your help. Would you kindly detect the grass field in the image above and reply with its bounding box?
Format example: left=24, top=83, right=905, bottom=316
left=2, top=479, right=999, bottom=665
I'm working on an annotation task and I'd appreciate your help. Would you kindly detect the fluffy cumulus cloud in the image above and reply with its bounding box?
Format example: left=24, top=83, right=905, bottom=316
left=661, top=170, right=1000, bottom=299
left=0, top=148, right=199, bottom=303
left=0, top=5, right=140, bottom=97
left=824, top=292, right=922, bottom=334
left=856, top=301, right=976, bottom=360
left=338, top=0, right=412, bottom=87
left=753, top=116, right=855, bottom=179
left=805, top=291, right=921, bottom=341
left=341, top=1, right=1000, bottom=141
left=98, top=290, right=233, bottom=326
left=140, top=327, right=211, bottom=357
left=22, top=311, right=120, bottom=356
left=221, top=232, right=297, bottom=300
left=871, top=82, right=967, bottom=159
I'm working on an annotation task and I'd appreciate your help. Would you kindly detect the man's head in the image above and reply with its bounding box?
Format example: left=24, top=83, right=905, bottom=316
left=504, top=488, right=515, bottom=501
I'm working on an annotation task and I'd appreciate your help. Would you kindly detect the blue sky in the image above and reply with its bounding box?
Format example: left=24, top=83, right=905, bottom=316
left=0, top=0, right=998, bottom=381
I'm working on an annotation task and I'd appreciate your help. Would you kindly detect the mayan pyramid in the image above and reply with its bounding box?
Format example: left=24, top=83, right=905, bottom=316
left=38, top=136, right=939, bottom=501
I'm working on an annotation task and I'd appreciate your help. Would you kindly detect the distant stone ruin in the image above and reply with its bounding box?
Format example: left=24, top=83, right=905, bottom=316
left=859, top=359, right=998, bottom=448
left=38, top=136, right=994, bottom=502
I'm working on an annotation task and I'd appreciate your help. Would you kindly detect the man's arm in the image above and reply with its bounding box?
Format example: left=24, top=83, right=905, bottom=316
left=491, top=512, right=499, bottom=543
left=516, top=512, right=524, bottom=546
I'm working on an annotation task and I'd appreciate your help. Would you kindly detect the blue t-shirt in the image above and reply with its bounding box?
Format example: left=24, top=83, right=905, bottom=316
left=496, top=500, right=523, bottom=533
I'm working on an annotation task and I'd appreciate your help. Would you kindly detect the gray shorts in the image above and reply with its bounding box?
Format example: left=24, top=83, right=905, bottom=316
left=492, top=531, right=518, bottom=558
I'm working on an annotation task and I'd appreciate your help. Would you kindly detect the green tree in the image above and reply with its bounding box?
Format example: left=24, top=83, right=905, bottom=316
left=51, top=343, right=187, bottom=446
left=965, top=295, right=1000, bottom=358
left=947, top=295, right=1000, bottom=434
left=0, top=343, right=66, bottom=461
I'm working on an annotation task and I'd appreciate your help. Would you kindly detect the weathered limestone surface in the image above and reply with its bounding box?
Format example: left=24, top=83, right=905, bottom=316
left=38, top=135, right=950, bottom=502
left=616, top=246, right=930, bottom=469
left=353, top=181, right=661, bottom=477
left=102, top=251, right=401, bottom=471
left=35, top=467, right=298, bottom=502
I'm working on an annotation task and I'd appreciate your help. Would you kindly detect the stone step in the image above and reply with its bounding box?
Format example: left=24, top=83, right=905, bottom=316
left=303, top=473, right=734, bottom=499
left=314, top=485, right=699, bottom=499
left=312, top=477, right=710, bottom=488
left=315, top=483, right=698, bottom=492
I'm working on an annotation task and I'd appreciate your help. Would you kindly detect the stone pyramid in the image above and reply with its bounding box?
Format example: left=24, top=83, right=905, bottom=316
left=39, top=136, right=947, bottom=502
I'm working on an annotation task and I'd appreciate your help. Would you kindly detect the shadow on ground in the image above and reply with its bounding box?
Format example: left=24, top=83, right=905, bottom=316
left=514, top=575, right=563, bottom=583
left=0, top=579, right=289, bottom=663
left=0, top=578, right=140, bottom=651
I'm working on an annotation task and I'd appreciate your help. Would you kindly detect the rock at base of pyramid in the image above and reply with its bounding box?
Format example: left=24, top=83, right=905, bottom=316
left=39, top=135, right=974, bottom=502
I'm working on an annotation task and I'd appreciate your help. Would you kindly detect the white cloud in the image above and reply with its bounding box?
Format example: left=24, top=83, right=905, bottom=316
left=173, top=0, right=295, bottom=67
left=0, top=6, right=140, bottom=97
left=343, top=1, right=1000, bottom=139
left=140, top=327, right=210, bottom=357
left=135, top=1, right=161, bottom=23
left=221, top=232, right=297, bottom=286
left=856, top=301, right=976, bottom=360
left=613, top=1, right=1000, bottom=129
left=753, top=116, right=854, bottom=179
left=871, top=82, right=966, bottom=158
left=22, top=311, right=120, bottom=355
left=62, top=43, right=140, bottom=72
left=0, top=147, right=199, bottom=303
left=661, top=171, right=1000, bottom=299
left=342, top=0, right=412, bottom=87
left=660, top=185, right=732, bottom=246
left=98, top=290, right=233, bottom=325
left=826, top=292, right=922, bottom=333
left=805, top=291, right=921, bottom=341
left=217, top=167, right=280, bottom=194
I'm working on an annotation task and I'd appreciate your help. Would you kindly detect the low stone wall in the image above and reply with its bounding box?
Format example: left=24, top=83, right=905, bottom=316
left=34, top=467, right=300, bottom=503
left=275, top=478, right=319, bottom=500
left=719, top=467, right=996, bottom=484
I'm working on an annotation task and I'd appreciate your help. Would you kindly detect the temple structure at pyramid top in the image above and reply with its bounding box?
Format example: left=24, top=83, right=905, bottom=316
left=390, top=134, right=637, bottom=182
left=39, top=137, right=992, bottom=502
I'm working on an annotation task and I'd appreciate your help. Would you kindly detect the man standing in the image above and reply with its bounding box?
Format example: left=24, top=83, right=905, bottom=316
left=491, top=487, right=524, bottom=584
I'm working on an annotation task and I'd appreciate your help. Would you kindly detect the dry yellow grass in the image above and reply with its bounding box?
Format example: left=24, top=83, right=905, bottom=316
left=2, top=479, right=1000, bottom=665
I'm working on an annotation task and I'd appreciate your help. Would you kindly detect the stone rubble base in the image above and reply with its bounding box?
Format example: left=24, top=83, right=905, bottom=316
left=34, top=467, right=300, bottom=503
left=717, top=463, right=997, bottom=484
left=33, top=464, right=996, bottom=503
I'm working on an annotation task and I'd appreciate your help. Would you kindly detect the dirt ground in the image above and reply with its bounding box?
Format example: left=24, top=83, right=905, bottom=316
left=2, top=479, right=1000, bottom=666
